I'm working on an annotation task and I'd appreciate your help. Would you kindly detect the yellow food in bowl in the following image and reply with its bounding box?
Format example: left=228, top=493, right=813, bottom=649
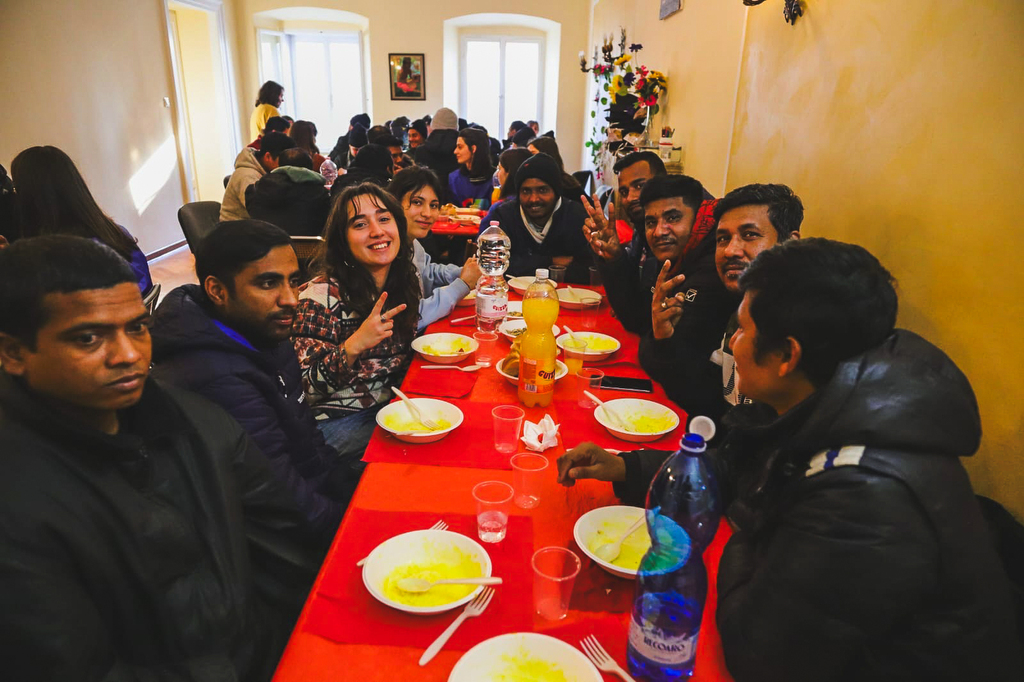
left=587, top=518, right=652, bottom=570
left=381, top=415, right=452, bottom=433
left=579, top=335, right=618, bottom=352
left=422, top=339, right=472, bottom=355
left=381, top=546, right=484, bottom=607
left=494, top=648, right=571, bottom=682
left=621, top=412, right=676, bottom=434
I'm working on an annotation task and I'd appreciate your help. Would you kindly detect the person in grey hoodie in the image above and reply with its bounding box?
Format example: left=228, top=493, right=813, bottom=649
left=388, top=167, right=481, bottom=330
left=221, top=132, right=296, bottom=222
left=245, top=148, right=330, bottom=237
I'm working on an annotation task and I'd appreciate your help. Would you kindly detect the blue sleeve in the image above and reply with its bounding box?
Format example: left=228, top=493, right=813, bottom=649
left=418, top=279, right=471, bottom=330
left=418, top=247, right=462, bottom=298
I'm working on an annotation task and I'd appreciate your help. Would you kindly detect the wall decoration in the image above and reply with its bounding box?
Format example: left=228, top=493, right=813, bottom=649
left=743, top=0, right=805, bottom=25
left=388, top=53, right=425, bottom=101
left=659, top=0, right=683, bottom=20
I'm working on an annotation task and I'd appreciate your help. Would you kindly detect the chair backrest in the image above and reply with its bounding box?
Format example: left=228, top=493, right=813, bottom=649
left=141, top=282, right=162, bottom=315
left=177, top=201, right=221, bottom=253
left=223, top=174, right=231, bottom=189
left=572, top=170, right=595, bottom=196
left=291, top=236, right=324, bottom=279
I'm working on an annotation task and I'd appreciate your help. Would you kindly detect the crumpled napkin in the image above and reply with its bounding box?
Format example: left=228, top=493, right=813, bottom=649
left=521, top=414, right=560, bottom=452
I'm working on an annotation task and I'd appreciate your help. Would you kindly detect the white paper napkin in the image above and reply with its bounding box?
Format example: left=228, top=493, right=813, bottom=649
left=520, top=414, right=560, bottom=452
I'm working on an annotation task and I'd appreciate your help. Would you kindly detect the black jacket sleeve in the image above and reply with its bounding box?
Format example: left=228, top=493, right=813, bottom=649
left=716, top=469, right=939, bottom=682
left=612, top=449, right=673, bottom=506
left=597, top=251, right=651, bottom=334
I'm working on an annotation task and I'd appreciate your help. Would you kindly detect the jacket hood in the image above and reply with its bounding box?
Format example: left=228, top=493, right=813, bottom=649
left=421, top=128, right=458, bottom=154
left=272, top=166, right=326, bottom=185
left=250, top=169, right=328, bottom=207
left=150, top=285, right=263, bottom=364
left=792, top=329, right=981, bottom=459
left=233, top=147, right=265, bottom=174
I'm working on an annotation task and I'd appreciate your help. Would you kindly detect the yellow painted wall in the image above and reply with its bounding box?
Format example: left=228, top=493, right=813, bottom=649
left=590, top=0, right=1024, bottom=517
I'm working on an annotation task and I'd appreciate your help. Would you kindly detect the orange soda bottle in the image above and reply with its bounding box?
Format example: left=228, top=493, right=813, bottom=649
left=518, top=269, right=560, bottom=408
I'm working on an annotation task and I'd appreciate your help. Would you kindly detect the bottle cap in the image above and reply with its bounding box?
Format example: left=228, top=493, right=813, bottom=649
left=680, top=433, right=706, bottom=451
left=490, top=221, right=499, bottom=227
left=688, top=415, right=716, bottom=441
left=536, top=268, right=549, bottom=280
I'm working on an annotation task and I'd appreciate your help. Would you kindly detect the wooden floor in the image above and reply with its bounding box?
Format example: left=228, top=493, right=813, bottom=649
left=148, top=246, right=196, bottom=302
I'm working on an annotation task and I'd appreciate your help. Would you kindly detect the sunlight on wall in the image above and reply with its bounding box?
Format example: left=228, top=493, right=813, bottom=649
left=129, top=136, right=179, bottom=215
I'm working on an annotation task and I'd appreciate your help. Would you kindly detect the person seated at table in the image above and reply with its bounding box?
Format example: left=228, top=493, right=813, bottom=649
left=557, top=238, right=1022, bottom=682
left=450, top=127, right=495, bottom=210
left=222, top=132, right=297, bottom=221
left=389, top=167, right=482, bottom=330
left=407, top=118, right=428, bottom=150
left=150, top=220, right=359, bottom=546
left=330, top=144, right=395, bottom=197
left=248, top=114, right=291, bottom=151
left=414, top=107, right=461, bottom=188
left=485, top=147, right=533, bottom=214
left=245, top=148, right=331, bottom=237
left=292, top=183, right=421, bottom=456
left=9, top=145, right=153, bottom=294
left=0, top=235, right=318, bottom=681
left=329, top=113, right=371, bottom=169
left=527, top=136, right=584, bottom=202
left=504, top=119, right=528, bottom=149
left=289, top=120, right=328, bottom=170
left=511, top=126, right=536, bottom=149
left=375, top=134, right=409, bottom=172
left=582, top=150, right=668, bottom=332
left=485, top=153, right=592, bottom=283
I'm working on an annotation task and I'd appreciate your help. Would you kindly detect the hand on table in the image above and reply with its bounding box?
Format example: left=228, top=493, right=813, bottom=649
left=582, top=193, right=622, bottom=261
left=557, top=443, right=626, bottom=487
left=345, top=292, right=407, bottom=362
left=459, top=257, right=482, bottom=289
left=652, top=260, right=687, bottom=340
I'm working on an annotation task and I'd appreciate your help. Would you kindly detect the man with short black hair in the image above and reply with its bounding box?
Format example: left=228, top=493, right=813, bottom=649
left=222, top=131, right=297, bottom=221
left=407, top=118, right=428, bottom=149
left=0, top=235, right=314, bottom=680
left=248, top=115, right=291, bottom=150
left=376, top=134, right=407, bottom=170
left=486, top=153, right=592, bottom=281
left=245, top=148, right=330, bottom=237
left=558, top=238, right=1021, bottom=681
left=151, top=221, right=361, bottom=544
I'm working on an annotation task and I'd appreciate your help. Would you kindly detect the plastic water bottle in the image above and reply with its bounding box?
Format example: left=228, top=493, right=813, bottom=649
left=319, top=158, right=338, bottom=187
left=627, top=433, right=720, bottom=680
left=475, top=221, right=511, bottom=332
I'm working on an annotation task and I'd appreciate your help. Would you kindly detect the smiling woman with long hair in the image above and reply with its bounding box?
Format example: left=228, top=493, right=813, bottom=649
left=291, top=183, right=421, bottom=456
left=449, top=127, right=495, bottom=209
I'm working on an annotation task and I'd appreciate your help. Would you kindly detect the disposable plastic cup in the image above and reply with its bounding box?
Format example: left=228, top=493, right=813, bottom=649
left=548, top=265, right=566, bottom=283
left=473, top=481, right=514, bottom=543
left=579, top=299, right=600, bottom=330
left=577, top=369, right=605, bottom=408
left=588, top=265, right=603, bottom=286
left=492, top=405, right=525, bottom=454
left=510, top=452, right=549, bottom=509
left=473, top=331, right=499, bottom=367
left=531, top=547, right=581, bottom=620
left=562, top=338, right=588, bottom=378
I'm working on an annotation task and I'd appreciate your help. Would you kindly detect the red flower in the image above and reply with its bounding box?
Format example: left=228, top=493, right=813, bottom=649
left=635, top=78, right=646, bottom=90
left=645, top=95, right=658, bottom=106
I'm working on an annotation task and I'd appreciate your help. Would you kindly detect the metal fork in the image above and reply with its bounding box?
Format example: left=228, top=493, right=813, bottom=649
left=580, top=635, right=637, bottom=682
left=355, top=520, right=448, bottom=567
left=419, top=587, right=496, bottom=666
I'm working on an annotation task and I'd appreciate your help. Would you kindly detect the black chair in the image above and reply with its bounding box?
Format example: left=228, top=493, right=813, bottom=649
left=177, top=201, right=221, bottom=253
left=572, top=170, right=595, bottom=196
left=223, top=174, right=231, bottom=188
left=291, top=236, right=324, bottom=279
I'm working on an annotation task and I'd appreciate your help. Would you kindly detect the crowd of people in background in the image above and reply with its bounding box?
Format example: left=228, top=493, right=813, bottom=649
left=0, top=76, right=1019, bottom=682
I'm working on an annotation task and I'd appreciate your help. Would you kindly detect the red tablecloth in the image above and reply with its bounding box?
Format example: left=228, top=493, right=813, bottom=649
left=271, top=287, right=735, bottom=682
left=431, top=219, right=480, bottom=237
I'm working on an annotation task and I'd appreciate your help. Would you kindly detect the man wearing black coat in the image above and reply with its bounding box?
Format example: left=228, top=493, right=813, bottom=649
left=0, top=236, right=316, bottom=681
left=246, top=148, right=330, bottom=237
left=151, top=220, right=362, bottom=546
left=558, top=238, right=1021, bottom=681
left=413, top=107, right=460, bottom=189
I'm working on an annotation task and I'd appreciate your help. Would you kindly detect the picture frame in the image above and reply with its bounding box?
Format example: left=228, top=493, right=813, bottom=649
left=388, top=53, right=425, bottom=101
left=660, top=0, right=683, bottom=20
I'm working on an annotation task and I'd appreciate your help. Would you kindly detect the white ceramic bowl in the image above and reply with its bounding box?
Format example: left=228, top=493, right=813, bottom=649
left=411, top=332, right=478, bottom=364
left=508, top=275, right=558, bottom=295
left=455, top=290, right=476, bottom=307
left=574, top=505, right=649, bottom=579
left=556, top=288, right=603, bottom=310
left=505, top=300, right=523, bottom=318
left=498, top=318, right=560, bottom=342
left=555, top=332, right=621, bottom=361
left=362, top=529, right=492, bottom=615
left=593, top=398, right=680, bottom=443
left=376, top=398, right=464, bottom=443
left=495, top=358, right=569, bottom=385
left=448, top=632, right=601, bottom=682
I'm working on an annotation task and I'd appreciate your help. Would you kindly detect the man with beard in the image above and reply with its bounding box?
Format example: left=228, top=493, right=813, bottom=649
left=150, top=220, right=361, bottom=546
left=486, top=152, right=593, bottom=282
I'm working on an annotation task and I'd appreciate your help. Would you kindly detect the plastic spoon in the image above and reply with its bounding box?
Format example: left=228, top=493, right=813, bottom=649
left=594, top=516, right=646, bottom=563
left=396, top=576, right=503, bottom=593
left=584, top=390, right=630, bottom=431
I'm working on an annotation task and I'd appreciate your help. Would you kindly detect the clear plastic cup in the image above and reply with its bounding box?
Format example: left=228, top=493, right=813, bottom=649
left=577, top=368, right=605, bottom=408
left=473, top=481, right=514, bottom=543
left=473, top=331, right=499, bottom=367
left=579, top=299, right=600, bottom=331
left=588, top=265, right=603, bottom=286
left=492, top=405, right=525, bottom=454
left=532, top=547, right=581, bottom=620
left=510, top=452, right=549, bottom=509
left=562, top=338, right=588, bottom=378
left=548, top=265, right=566, bottom=283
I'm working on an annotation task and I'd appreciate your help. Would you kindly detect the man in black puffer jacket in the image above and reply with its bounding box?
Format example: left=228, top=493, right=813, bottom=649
left=245, top=149, right=330, bottom=237
left=559, top=238, right=1021, bottom=681
left=152, top=220, right=362, bottom=547
left=0, top=236, right=317, bottom=680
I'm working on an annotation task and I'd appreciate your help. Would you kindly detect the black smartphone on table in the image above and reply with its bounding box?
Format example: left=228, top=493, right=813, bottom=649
left=600, top=375, right=654, bottom=393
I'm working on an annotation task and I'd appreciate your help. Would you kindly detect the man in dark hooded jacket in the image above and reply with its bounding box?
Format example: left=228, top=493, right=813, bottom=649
left=151, top=221, right=362, bottom=547
left=329, top=143, right=395, bottom=197
left=413, top=107, right=460, bottom=189
left=328, top=113, right=370, bottom=169
left=0, top=236, right=316, bottom=681
left=558, top=238, right=1021, bottom=681
left=245, top=148, right=330, bottom=236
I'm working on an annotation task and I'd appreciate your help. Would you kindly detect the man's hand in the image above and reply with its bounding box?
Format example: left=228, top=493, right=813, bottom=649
left=459, top=257, right=482, bottom=289
left=557, top=443, right=627, bottom=486
left=582, top=193, right=622, bottom=261
left=652, top=260, right=687, bottom=340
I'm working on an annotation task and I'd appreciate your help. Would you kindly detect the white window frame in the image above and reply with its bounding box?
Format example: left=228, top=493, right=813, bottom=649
left=286, top=30, right=368, bottom=127
left=459, top=33, right=545, bottom=135
left=257, top=29, right=294, bottom=113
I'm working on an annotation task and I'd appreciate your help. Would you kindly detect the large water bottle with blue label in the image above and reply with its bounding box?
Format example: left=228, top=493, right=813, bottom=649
left=627, top=433, right=720, bottom=680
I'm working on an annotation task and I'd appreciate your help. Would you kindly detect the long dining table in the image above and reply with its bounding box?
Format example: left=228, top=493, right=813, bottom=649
left=272, top=284, right=735, bottom=681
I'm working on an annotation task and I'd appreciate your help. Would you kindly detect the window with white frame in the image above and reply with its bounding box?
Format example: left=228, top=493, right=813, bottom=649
left=258, top=29, right=367, bottom=151
left=460, top=35, right=543, bottom=138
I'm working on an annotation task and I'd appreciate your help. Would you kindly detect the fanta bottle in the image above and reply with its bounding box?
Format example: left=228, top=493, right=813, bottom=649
left=518, top=269, right=560, bottom=408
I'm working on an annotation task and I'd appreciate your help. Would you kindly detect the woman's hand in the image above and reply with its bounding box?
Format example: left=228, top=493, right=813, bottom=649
left=344, top=292, right=407, bottom=362
left=459, top=257, right=482, bottom=289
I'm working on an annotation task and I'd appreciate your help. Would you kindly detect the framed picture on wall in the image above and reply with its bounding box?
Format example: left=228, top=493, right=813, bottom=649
left=389, top=53, right=425, bottom=100
left=660, top=0, right=682, bottom=20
